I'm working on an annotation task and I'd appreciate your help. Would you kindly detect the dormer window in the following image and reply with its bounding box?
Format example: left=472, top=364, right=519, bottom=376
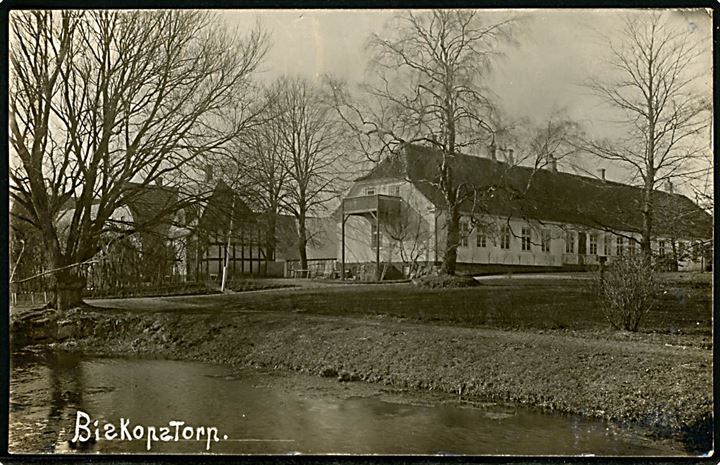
left=365, top=186, right=376, bottom=196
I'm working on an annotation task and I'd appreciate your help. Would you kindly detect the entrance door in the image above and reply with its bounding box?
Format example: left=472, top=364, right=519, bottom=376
left=578, top=232, right=587, bottom=265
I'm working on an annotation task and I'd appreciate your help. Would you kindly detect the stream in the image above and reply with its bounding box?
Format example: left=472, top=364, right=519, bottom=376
left=9, top=349, right=687, bottom=455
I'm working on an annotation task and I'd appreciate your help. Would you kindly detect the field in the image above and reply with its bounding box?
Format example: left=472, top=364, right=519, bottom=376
left=97, top=273, right=712, bottom=336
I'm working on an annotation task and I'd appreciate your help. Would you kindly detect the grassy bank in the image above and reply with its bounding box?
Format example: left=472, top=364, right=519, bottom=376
left=13, top=308, right=711, bottom=452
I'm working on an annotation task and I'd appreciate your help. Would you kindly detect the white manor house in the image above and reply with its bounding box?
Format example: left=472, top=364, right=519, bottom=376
left=338, top=144, right=712, bottom=276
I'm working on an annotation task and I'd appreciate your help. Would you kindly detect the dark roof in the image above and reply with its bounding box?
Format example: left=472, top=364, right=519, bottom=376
left=123, top=183, right=179, bottom=230
left=198, top=181, right=254, bottom=236
left=358, top=144, right=712, bottom=239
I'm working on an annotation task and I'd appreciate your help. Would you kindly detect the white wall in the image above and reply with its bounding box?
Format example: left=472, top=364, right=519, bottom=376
left=340, top=180, right=708, bottom=271
left=339, top=182, right=436, bottom=265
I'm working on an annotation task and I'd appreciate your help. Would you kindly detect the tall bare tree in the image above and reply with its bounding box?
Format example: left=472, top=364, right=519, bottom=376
left=9, top=10, right=268, bottom=310
left=331, top=10, right=517, bottom=275
left=273, top=76, right=345, bottom=271
left=582, top=12, right=710, bottom=259
left=229, top=89, right=289, bottom=267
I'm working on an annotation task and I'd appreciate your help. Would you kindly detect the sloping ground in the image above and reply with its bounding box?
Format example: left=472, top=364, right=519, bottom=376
left=86, top=277, right=711, bottom=337
left=31, top=306, right=712, bottom=452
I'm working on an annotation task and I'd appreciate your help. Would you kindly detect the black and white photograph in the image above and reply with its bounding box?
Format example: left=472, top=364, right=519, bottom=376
left=7, top=8, right=713, bottom=456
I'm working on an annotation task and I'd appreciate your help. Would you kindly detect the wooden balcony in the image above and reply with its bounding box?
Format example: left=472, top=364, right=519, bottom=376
left=342, top=194, right=401, bottom=218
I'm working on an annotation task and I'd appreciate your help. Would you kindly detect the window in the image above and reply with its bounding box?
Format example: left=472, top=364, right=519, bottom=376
left=627, top=240, right=635, bottom=255
left=460, top=221, right=470, bottom=247
left=371, top=223, right=379, bottom=248
left=521, top=227, right=531, bottom=251
left=391, top=185, right=401, bottom=196
left=365, top=186, right=376, bottom=196
left=589, top=233, right=598, bottom=255
left=541, top=230, right=551, bottom=253
left=616, top=237, right=624, bottom=255
left=604, top=235, right=612, bottom=256
left=658, top=240, right=666, bottom=257
left=691, top=242, right=701, bottom=261
left=477, top=231, right=487, bottom=248
left=500, top=226, right=511, bottom=250
left=678, top=241, right=686, bottom=258
left=565, top=231, right=575, bottom=254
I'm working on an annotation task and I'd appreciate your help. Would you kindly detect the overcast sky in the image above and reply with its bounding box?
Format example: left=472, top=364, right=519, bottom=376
left=223, top=9, right=712, bottom=193
left=224, top=9, right=711, bottom=121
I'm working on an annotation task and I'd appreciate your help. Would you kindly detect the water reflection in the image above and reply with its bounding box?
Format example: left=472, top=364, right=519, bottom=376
left=9, top=352, right=686, bottom=455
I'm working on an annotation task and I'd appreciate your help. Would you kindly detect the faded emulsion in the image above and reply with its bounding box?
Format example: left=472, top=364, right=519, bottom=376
left=8, top=8, right=713, bottom=457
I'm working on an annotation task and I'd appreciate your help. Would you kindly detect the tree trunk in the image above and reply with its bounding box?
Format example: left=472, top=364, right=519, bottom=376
left=670, top=239, right=679, bottom=272
left=51, top=267, right=87, bottom=311
left=641, top=177, right=654, bottom=263
left=297, top=214, right=308, bottom=271
left=265, top=213, right=277, bottom=267
left=440, top=207, right=460, bottom=275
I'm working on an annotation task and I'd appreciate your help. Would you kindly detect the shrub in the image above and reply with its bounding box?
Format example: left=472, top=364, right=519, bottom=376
left=595, top=254, right=657, bottom=332
left=413, top=274, right=480, bottom=289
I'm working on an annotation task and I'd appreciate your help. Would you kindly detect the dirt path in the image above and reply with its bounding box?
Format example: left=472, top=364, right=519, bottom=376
left=85, top=279, right=410, bottom=312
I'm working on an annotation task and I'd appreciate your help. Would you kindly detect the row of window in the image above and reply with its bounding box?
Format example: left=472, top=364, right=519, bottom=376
left=457, top=225, right=669, bottom=256
left=372, top=216, right=699, bottom=257
left=461, top=224, right=543, bottom=252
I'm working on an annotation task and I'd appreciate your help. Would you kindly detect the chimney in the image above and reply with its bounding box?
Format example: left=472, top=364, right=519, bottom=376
left=666, top=180, right=674, bottom=194
left=598, top=168, right=606, bottom=182
left=548, top=155, right=557, bottom=173
left=507, top=148, right=514, bottom=165
left=205, top=164, right=214, bottom=183
left=156, top=176, right=163, bottom=187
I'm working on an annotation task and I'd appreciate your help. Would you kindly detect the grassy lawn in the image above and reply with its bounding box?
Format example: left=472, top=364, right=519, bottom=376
left=158, top=273, right=711, bottom=335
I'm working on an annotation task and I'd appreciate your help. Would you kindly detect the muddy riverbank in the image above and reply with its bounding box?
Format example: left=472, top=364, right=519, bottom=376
left=10, top=304, right=713, bottom=453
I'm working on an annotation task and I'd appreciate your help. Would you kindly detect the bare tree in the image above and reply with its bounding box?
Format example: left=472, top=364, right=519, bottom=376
left=9, top=10, right=268, bottom=310
left=582, top=12, right=711, bottom=259
left=273, top=76, right=346, bottom=271
left=331, top=10, right=517, bottom=275
left=229, top=88, right=289, bottom=268
left=383, top=194, right=435, bottom=278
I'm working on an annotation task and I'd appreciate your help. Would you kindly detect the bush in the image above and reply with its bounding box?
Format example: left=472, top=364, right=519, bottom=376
left=595, top=254, right=657, bottom=332
left=413, top=274, right=480, bottom=289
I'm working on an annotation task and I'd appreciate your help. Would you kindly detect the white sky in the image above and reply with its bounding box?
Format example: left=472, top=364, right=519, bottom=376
left=222, top=9, right=712, bottom=195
